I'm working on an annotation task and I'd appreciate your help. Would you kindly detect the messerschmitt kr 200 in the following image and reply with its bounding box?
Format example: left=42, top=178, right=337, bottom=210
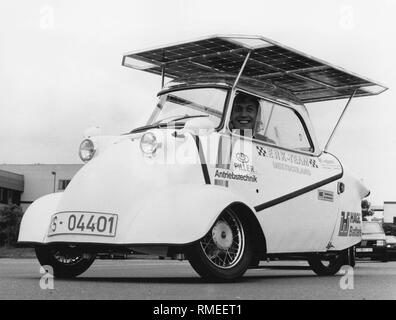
left=18, top=35, right=388, bottom=281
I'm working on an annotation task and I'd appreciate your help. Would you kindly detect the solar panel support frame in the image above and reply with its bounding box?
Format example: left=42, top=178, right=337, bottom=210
left=324, top=89, right=357, bottom=152
left=161, top=66, right=165, bottom=89
left=232, top=50, right=252, bottom=90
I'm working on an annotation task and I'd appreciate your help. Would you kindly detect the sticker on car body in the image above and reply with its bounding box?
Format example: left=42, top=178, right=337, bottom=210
left=318, top=189, right=334, bottom=202
left=214, top=169, right=257, bottom=183
left=256, top=145, right=319, bottom=168
left=338, top=211, right=361, bottom=237
left=233, top=152, right=256, bottom=173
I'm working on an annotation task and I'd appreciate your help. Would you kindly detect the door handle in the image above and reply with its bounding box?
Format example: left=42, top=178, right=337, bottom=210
left=337, top=182, right=345, bottom=194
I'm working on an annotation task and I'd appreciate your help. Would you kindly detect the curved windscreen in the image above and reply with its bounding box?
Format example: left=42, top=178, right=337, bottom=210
left=148, top=88, right=228, bottom=127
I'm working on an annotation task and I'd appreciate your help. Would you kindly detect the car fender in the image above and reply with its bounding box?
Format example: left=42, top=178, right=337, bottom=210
left=18, top=185, right=256, bottom=246
left=18, top=193, right=63, bottom=243
left=328, top=170, right=368, bottom=251
left=121, top=184, right=256, bottom=245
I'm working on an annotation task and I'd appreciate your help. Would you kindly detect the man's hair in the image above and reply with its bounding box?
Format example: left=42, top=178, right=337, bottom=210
left=233, top=93, right=260, bottom=107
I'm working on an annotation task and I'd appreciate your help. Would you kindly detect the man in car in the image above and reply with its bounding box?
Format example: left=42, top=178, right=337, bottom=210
left=229, top=93, right=275, bottom=144
left=229, top=93, right=259, bottom=132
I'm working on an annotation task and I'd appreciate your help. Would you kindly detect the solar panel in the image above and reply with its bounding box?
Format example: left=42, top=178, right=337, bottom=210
left=122, top=35, right=387, bottom=103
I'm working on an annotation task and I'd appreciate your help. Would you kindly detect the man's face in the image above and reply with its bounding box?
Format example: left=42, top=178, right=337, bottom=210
left=230, top=97, right=258, bottom=130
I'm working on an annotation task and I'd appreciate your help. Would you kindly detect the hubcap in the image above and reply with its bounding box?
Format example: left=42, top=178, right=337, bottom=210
left=212, top=221, right=233, bottom=250
left=200, top=209, right=245, bottom=269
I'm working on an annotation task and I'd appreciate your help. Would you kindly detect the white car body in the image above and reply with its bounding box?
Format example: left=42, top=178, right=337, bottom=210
left=18, top=35, right=387, bottom=279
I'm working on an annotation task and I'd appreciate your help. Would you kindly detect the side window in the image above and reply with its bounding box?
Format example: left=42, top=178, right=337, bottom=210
left=254, top=100, right=313, bottom=152
left=58, top=179, right=71, bottom=191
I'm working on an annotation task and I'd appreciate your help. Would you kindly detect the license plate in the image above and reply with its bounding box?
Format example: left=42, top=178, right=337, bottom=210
left=48, top=212, right=118, bottom=237
left=356, top=248, right=373, bottom=252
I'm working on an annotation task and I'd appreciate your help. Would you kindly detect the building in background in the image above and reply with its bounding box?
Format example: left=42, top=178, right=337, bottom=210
left=370, top=205, right=384, bottom=222
left=0, top=169, right=24, bottom=209
left=0, top=164, right=82, bottom=211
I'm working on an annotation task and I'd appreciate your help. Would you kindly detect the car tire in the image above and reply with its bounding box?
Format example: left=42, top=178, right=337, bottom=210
left=347, top=246, right=356, bottom=267
left=186, top=207, right=253, bottom=282
left=35, top=245, right=96, bottom=278
left=307, top=250, right=347, bottom=276
left=381, top=253, right=389, bottom=262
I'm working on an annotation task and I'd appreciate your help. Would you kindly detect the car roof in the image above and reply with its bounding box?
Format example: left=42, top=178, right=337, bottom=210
left=162, top=73, right=302, bottom=104
left=122, top=34, right=388, bottom=103
left=158, top=74, right=311, bottom=121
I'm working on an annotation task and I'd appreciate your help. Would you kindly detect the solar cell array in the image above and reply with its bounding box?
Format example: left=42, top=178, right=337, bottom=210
left=123, top=36, right=387, bottom=103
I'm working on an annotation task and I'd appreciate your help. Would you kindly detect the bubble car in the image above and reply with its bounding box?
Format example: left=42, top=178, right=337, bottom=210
left=18, top=35, right=388, bottom=281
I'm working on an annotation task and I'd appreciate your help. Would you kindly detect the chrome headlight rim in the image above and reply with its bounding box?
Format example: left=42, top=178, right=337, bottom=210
left=140, top=132, right=159, bottom=155
left=79, top=139, right=96, bottom=162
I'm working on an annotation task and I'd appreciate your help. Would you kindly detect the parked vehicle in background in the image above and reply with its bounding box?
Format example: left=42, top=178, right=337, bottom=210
left=356, top=221, right=387, bottom=262
left=383, top=201, right=396, bottom=236
left=385, top=235, right=396, bottom=261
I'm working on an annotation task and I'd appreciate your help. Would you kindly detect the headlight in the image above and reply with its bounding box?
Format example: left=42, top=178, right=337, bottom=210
left=79, top=139, right=96, bottom=162
left=376, top=240, right=385, bottom=246
left=140, top=132, right=159, bottom=155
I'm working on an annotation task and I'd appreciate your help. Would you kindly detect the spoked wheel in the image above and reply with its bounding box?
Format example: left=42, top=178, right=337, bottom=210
left=35, top=245, right=96, bottom=278
left=186, top=208, right=253, bottom=281
left=307, top=250, right=347, bottom=276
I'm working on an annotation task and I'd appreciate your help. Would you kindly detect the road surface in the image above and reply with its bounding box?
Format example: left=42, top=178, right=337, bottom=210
left=0, top=258, right=395, bottom=299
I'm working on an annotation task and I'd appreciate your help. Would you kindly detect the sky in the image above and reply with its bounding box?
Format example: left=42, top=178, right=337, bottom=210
left=0, top=0, right=395, bottom=205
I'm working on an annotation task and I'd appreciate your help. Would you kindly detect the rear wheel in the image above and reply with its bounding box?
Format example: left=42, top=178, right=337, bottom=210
left=381, top=252, right=389, bottom=262
left=307, top=250, right=347, bottom=276
left=186, top=208, right=253, bottom=281
left=347, top=246, right=356, bottom=267
left=35, top=245, right=96, bottom=278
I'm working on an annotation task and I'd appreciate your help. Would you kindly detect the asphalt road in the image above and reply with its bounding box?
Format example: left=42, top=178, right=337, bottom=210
left=0, top=258, right=395, bottom=300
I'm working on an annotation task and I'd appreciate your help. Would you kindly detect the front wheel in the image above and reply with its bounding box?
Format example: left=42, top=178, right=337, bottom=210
left=307, top=250, right=347, bottom=276
left=35, top=245, right=96, bottom=278
left=186, top=208, right=253, bottom=282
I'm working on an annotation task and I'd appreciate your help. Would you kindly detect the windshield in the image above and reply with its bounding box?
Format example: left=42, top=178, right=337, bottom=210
left=148, top=88, right=228, bottom=127
left=386, top=236, right=396, bottom=244
left=362, top=222, right=384, bottom=235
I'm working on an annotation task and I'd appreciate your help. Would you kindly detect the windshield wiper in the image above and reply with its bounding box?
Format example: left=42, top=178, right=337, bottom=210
left=128, top=115, right=209, bottom=134
left=168, top=114, right=209, bottom=122
left=128, top=122, right=170, bottom=134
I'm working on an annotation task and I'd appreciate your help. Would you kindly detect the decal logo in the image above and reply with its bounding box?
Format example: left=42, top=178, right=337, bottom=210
left=236, top=152, right=249, bottom=163
left=318, top=158, right=341, bottom=170
left=338, top=211, right=361, bottom=237
left=215, top=169, right=257, bottom=183
left=318, top=189, right=334, bottom=202
left=233, top=162, right=255, bottom=173
left=256, top=145, right=319, bottom=168
left=273, top=161, right=311, bottom=176
left=233, top=152, right=255, bottom=173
